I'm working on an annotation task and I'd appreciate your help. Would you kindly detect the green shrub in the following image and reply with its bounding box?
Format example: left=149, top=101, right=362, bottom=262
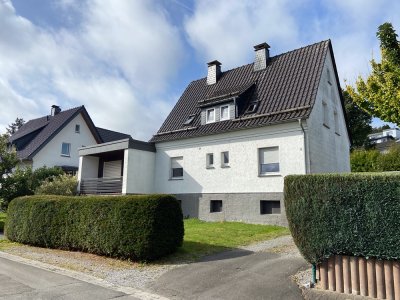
left=35, top=174, right=77, bottom=195
left=284, top=174, right=400, bottom=264
left=350, top=149, right=380, bottom=172
left=5, top=195, right=184, bottom=261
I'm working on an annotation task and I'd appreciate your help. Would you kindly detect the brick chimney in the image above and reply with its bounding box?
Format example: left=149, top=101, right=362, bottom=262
left=51, top=105, right=61, bottom=116
left=207, top=60, right=221, bottom=85
left=253, top=43, right=270, bottom=71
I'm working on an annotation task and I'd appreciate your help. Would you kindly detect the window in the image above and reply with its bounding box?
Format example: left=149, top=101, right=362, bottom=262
left=323, top=101, right=329, bottom=128
left=210, top=200, right=223, bottom=213
left=61, top=143, right=71, bottom=157
left=221, top=151, right=229, bottom=167
left=327, top=69, right=332, bottom=85
left=206, top=108, right=215, bottom=123
left=75, top=124, right=80, bottom=133
left=184, top=114, right=196, bottom=125
left=206, top=153, right=214, bottom=168
left=171, top=157, right=183, bottom=179
left=334, top=110, right=339, bottom=134
left=246, top=102, right=259, bottom=114
left=260, top=200, right=281, bottom=214
left=259, top=147, right=279, bottom=174
left=220, top=105, right=229, bottom=120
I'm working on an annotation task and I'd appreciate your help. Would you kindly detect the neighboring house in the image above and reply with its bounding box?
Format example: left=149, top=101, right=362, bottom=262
left=78, top=40, right=351, bottom=225
left=368, top=128, right=400, bottom=144
left=9, top=105, right=130, bottom=174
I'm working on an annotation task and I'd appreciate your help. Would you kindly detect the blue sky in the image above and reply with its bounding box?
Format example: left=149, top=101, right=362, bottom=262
left=1, top=0, right=399, bottom=140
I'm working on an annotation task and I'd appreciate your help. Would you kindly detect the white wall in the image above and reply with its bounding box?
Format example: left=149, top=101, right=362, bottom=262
left=154, top=122, right=306, bottom=194
left=307, top=52, right=351, bottom=173
left=123, top=148, right=155, bottom=194
left=32, top=113, right=98, bottom=170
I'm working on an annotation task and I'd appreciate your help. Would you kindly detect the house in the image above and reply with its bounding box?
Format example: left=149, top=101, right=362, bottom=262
left=9, top=105, right=130, bottom=174
left=77, top=40, right=351, bottom=225
left=368, top=128, right=400, bottom=144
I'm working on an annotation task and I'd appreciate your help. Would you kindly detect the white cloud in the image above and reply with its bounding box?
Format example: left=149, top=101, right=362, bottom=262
left=0, top=0, right=184, bottom=140
left=184, top=0, right=300, bottom=70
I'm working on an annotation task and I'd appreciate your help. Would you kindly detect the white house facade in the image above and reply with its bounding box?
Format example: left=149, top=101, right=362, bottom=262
left=77, top=40, right=351, bottom=225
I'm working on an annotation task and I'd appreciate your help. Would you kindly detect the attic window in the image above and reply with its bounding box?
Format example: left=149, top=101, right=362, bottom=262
left=183, top=114, right=196, bottom=125
left=245, top=102, right=259, bottom=114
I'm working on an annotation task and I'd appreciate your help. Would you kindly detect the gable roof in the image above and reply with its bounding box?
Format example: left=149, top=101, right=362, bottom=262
left=96, top=127, right=132, bottom=143
left=150, top=40, right=349, bottom=143
left=10, top=106, right=102, bottom=160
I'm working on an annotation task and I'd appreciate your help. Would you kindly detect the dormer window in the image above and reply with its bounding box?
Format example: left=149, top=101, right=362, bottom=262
left=220, top=105, right=229, bottom=120
left=184, top=114, right=196, bottom=125
left=246, top=102, right=259, bottom=114
left=206, top=108, right=215, bottom=123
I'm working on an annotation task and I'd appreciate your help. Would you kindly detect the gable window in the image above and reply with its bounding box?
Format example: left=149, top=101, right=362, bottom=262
left=259, top=147, right=279, bottom=175
left=206, top=153, right=214, bottom=168
left=327, top=69, right=332, bottom=85
left=206, top=108, right=215, bottom=123
left=61, top=142, right=71, bottom=157
left=260, top=200, right=281, bottom=214
left=75, top=124, right=80, bottom=133
left=171, top=157, right=183, bottom=179
left=221, top=151, right=229, bottom=167
left=210, top=200, right=223, bottom=213
left=334, top=110, right=339, bottom=135
left=323, top=101, right=329, bottom=128
left=220, top=105, right=229, bottom=120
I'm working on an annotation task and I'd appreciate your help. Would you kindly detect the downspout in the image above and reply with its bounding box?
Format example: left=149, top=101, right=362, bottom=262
left=298, top=118, right=310, bottom=174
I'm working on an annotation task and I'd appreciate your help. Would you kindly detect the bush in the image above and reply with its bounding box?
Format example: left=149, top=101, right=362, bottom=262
left=284, top=174, right=400, bottom=264
left=350, top=144, right=400, bottom=172
left=5, top=194, right=184, bottom=261
left=35, top=174, right=77, bottom=195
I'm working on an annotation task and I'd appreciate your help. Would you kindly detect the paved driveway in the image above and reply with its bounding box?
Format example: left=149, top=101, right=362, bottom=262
left=0, top=256, right=140, bottom=300
left=149, top=246, right=308, bottom=300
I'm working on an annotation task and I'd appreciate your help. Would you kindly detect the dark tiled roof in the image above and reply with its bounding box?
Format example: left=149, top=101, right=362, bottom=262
left=150, top=40, right=344, bottom=143
left=10, top=106, right=102, bottom=160
left=96, top=127, right=132, bottom=143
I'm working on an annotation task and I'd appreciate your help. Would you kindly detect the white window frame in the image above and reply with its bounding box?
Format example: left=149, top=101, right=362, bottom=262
left=221, top=151, right=229, bottom=167
left=220, top=105, right=230, bottom=121
left=206, top=108, right=215, bottom=124
left=258, top=147, right=280, bottom=175
left=206, top=153, right=214, bottom=168
left=61, top=142, right=71, bottom=157
left=170, top=156, right=183, bottom=179
left=75, top=124, right=80, bottom=133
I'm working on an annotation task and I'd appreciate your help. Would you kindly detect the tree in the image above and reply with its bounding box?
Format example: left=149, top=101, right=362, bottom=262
left=6, top=117, right=25, bottom=136
left=346, top=22, right=400, bottom=125
left=0, top=134, right=18, bottom=178
left=343, top=90, right=372, bottom=149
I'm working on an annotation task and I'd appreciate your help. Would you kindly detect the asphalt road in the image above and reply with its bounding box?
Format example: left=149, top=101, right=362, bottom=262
left=0, top=256, right=139, bottom=300
left=149, top=248, right=308, bottom=300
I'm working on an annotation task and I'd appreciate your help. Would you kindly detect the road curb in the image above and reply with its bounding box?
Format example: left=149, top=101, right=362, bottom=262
left=0, top=251, right=169, bottom=300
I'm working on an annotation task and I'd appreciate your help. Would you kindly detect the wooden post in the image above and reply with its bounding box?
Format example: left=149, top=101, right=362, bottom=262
left=320, top=260, right=329, bottom=290
left=328, top=256, right=336, bottom=291
left=359, top=257, right=368, bottom=296
left=376, top=260, right=386, bottom=300
left=393, top=261, right=400, bottom=300
left=350, top=256, right=360, bottom=295
left=335, top=255, right=344, bottom=293
left=343, top=255, right=351, bottom=294
left=384, top=260, right=394, bottom=300
left=367, top=258, right=377, bottom=298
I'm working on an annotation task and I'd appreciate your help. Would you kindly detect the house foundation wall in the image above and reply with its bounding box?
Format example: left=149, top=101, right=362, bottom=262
left=175, top=192, right=287, bottom=226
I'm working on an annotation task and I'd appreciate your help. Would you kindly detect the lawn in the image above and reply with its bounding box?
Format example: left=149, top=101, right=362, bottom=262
left=0, top=212, right=6, bottom=232
left=174, top=219, right=290, bottom=260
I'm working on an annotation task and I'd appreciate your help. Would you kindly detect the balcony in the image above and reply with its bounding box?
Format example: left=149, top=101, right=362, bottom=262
left=80, top=177, right=123, bottom=195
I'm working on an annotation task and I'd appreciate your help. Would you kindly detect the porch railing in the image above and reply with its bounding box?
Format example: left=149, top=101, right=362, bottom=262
left=80, top=177, right=123, bottom=195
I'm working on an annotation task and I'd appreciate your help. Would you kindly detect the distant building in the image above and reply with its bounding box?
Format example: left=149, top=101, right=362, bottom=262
left=368, top=128, right=400, bottom=144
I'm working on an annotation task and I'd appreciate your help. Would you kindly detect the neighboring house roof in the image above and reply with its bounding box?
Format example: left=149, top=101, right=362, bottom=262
left=96, top=127, right=132, bottom=143
left=375, top=140, right=396, bottom=153
left=10, top=106, right=102, bottom=160
left=150, top=40, right=349, bottom=143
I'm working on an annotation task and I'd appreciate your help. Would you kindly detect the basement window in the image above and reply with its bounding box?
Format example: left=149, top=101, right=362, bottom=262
left=210, top=200, right=223, bottom=213
left=183, top=114, right=196, bottom=125
left=260, top=200, right=281, bottom=214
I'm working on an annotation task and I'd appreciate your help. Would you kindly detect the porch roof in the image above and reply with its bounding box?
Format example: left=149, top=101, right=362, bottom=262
left=79, top=138, right=155, bottom=156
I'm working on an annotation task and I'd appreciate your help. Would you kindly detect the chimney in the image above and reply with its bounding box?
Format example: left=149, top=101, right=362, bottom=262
left=253, top=42, right=270, bottom=71
left=51, top=105, right=61, bottom=116
left=207, top=60, right=221, bottom=85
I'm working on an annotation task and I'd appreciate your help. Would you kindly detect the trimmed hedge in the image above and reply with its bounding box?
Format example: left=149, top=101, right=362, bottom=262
left=284, top=173, right=400, bottom=264
left=5, top=194, right=183, bottom=261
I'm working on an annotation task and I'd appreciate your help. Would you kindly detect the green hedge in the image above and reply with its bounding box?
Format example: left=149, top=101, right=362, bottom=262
left=5, top=194, right=184, bottom=261
left=284, top=174, right=400, bottom=264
